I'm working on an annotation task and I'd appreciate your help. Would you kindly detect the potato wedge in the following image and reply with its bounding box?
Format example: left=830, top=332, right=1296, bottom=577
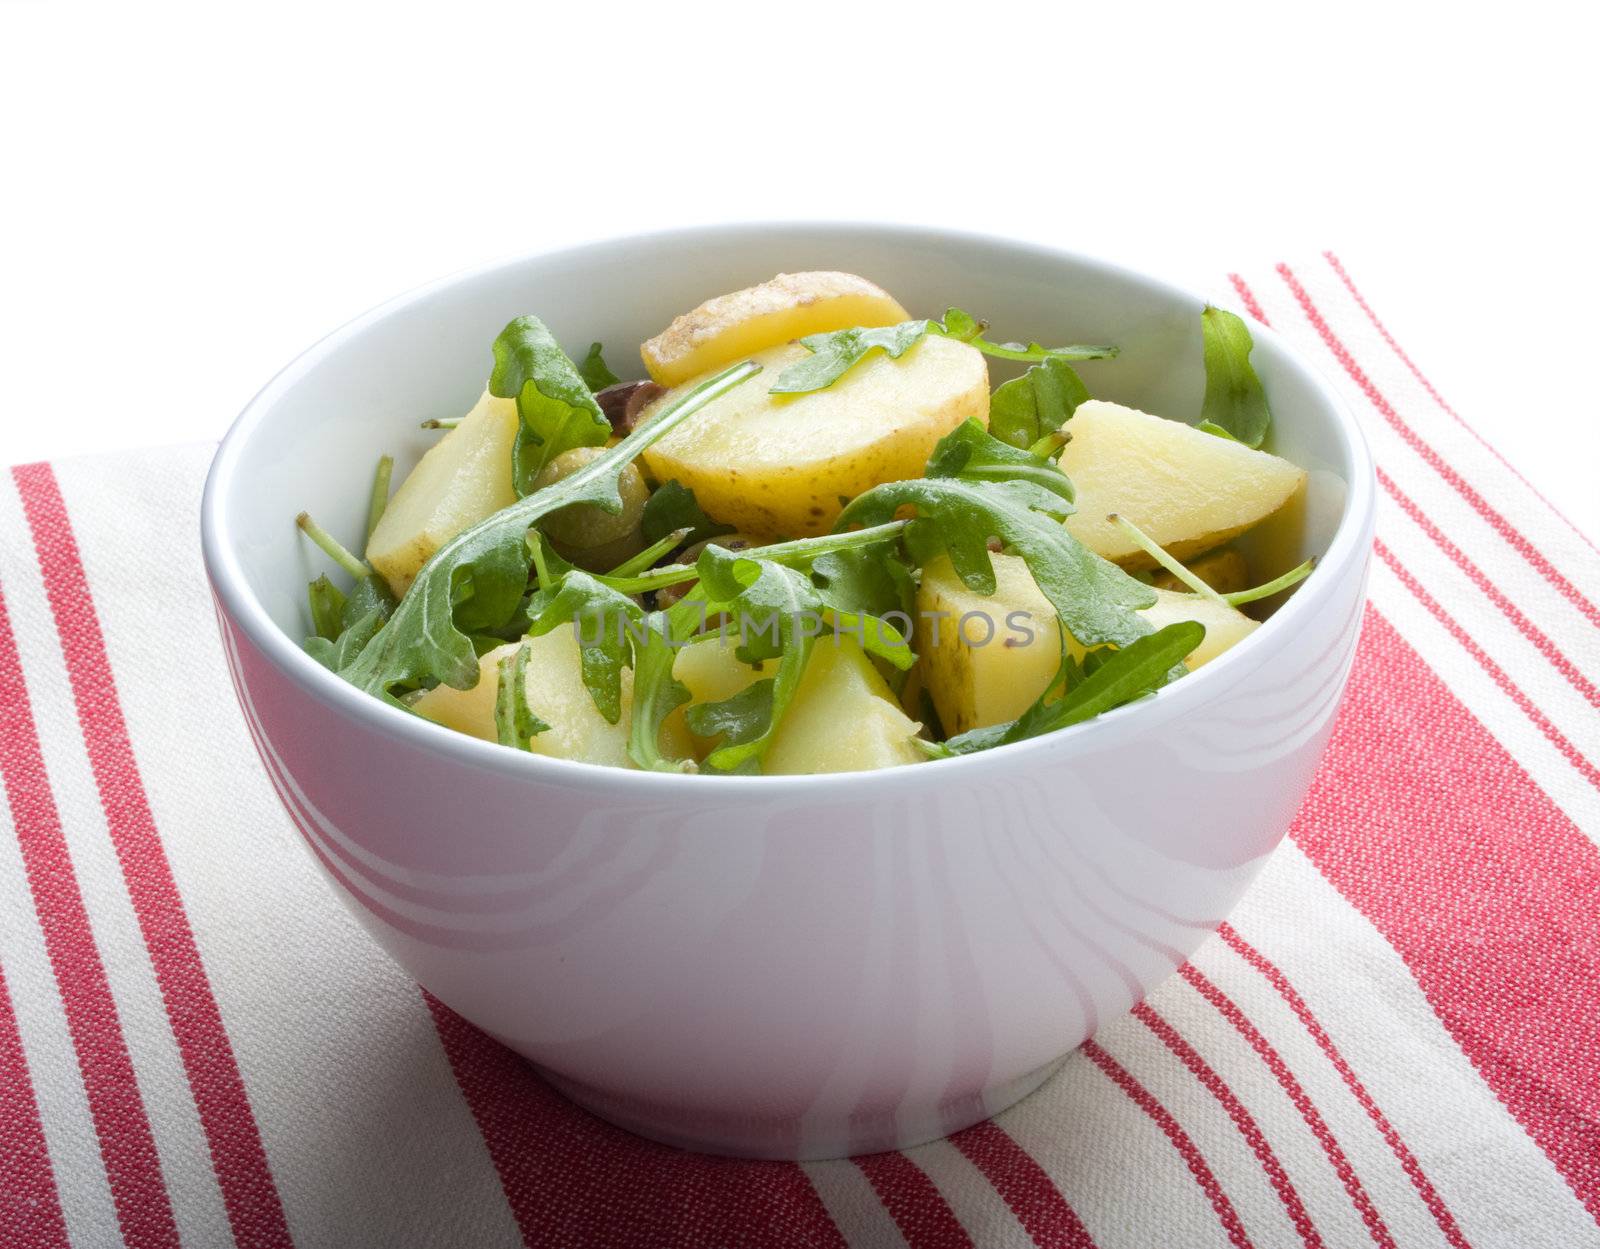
left=672, top=635, right=923, bottom=773
left=367, top=389, right=519, bottom=597
left=412, top=627, right=694, bottom=767
left=641, top=271, right=909, bottom=387
left=640, top=336, right=988, bottom=537
left=1058, top=400, right=1305, bottom=567
left=915, top=552, right=1258, bottom=734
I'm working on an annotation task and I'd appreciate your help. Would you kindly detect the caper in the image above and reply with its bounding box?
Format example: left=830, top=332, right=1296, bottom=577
left=533, top=447, right=649, bottom=560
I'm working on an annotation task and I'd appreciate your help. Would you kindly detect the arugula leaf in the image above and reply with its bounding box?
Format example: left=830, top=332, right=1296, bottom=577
left=339, top=360, right=760, bottom=702
left=684, top=678, right=774, bottom=770
left=771, top=309, right=1119, bottom=395
left=690, top=549, right=821, bottom=771
left=302, top=566, right=396, bottom=670
left=636, top=543, right=912, bottom=774
left=769, top=320, right=937, bottom=394
left=925, top=418, right=1075, bottom=514
left=1224, top=557, right=1315, bottom=607
left=308, top=575, right=347, bottom=642
left=640, top=479, right=735, bottom=547
left=304, top=608, right=385, bottom=672
left=577, top=342, right=620, bottom=392
left=837, top=449, right=1154, bottom=651
left=524, top=572, right=643, bottom=725
left=605, top=527, right=694, bottom=579
left=489, top=316, right=612, bottom=496
left=697, top=544, right=911, bottom=666
left=627, top=594, right=705, bottom=773
left=935, top=621, right=1204, bottom=756
left=595, top=520, right=912, bottom=597
left=366, top=454, right=394, bottom=542
left=1109, top=513, right=1229, bottom=608
left=810, top=540, right=918, bottom=692
left=1199, top=306, right=1271, bottom=448
left=296, top=511, right=369, bottom=580
left=494, top=640, right=550, bottom=749
left=938, top=307, right=1118, bottom=364
left=811, top=540, right=914, bottom=625
left=988, top=357, right=1091, bottom=450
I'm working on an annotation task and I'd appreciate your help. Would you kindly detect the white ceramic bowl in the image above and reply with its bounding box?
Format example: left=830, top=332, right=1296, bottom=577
left=201, top=223, right=1374, bottom=1159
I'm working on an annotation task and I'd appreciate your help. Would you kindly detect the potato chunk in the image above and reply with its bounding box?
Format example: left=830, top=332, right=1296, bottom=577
left=410, top=642, right=510, bottom=742
left=671, top=635, right=923, bottom=773
left=1058, top=400, right=1305, bottom=566
left=367, top=389, right=519, bottom=597
left=915, top=553, right=1258, bottom=734
left=640, top=336, right=988, bottom=538
left=766, top=641, right=924, bottom=774
left=412, top=626, right=693, bottom=767
left=641, top=271, right=909, bottom=387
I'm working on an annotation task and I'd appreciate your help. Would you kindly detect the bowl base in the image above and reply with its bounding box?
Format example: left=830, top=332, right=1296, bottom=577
left=537, top=1051, right=1071, bottom=1161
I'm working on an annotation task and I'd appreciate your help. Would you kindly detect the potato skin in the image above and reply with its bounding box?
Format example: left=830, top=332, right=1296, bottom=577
left=641, top=271, right=910, bottom=387
left=640, top=337, right=989, bottom=538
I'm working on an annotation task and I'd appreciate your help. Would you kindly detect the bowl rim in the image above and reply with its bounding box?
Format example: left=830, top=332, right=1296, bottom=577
left=201, top=220, right=1376, bottom=794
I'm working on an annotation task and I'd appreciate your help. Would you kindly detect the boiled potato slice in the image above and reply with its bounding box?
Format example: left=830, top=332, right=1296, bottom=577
left=641, top=271, right=909, bottom=386
left=1150, top=547, right=1249, bottom=595
left=671, top=635, right=923, bottom=773
left=367, top=389, right=519, bottom=597
left=412, top=627, right=693, bottom=767
left=1058, top=401, right=1305, bottom=567
left=915, top=553, right=1258, bottom=734
left=640, top=336, right=988, bottom=538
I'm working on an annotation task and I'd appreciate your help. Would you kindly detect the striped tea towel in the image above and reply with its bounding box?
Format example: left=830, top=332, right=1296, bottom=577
left=2, top=253, right=1598, bottom=1249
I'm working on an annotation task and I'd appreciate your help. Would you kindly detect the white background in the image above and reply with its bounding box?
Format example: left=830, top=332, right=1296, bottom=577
left=2, top=2, right=1595, bottom=536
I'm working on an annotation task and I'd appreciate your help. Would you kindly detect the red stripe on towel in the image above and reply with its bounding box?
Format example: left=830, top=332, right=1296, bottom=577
left=0, top=584, right=178, bottom=1249
left=0, top=962, right=71, bottom=1249
left=1082, top=1040, right=1255, bottom=1249
left=1378, top=467, right=1600, bottom=710
left=1178, top=965, right=1396, bottom=1248
left=1374, top=540, right=1600, bottom=791
left=854, top=1150, right=976, bottom=1249
left=12, top=464, right=293, bottom=1249
left=1217, top=925, right=1472, bottom=1249
left=949, top=1120, right=1099, bottom=1249
left=1227, top=274, right=1271, bottom=327
left=1133, top=1003, right=1323, bottom=1249
left=1236, top=270, right=1598, bottom=710
left=1290, top=606, right=1600, bottom=1223
left=1275, top=263, right=1600, bottom=631
left=425, top=993, right=847, bottom=1249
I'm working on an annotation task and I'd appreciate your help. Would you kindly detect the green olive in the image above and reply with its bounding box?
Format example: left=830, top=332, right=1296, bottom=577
left=533, top=447, right=649, bottom=557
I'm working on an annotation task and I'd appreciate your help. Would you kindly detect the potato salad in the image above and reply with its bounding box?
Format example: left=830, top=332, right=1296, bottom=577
left=296, top=271, right=1313, bottom=774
